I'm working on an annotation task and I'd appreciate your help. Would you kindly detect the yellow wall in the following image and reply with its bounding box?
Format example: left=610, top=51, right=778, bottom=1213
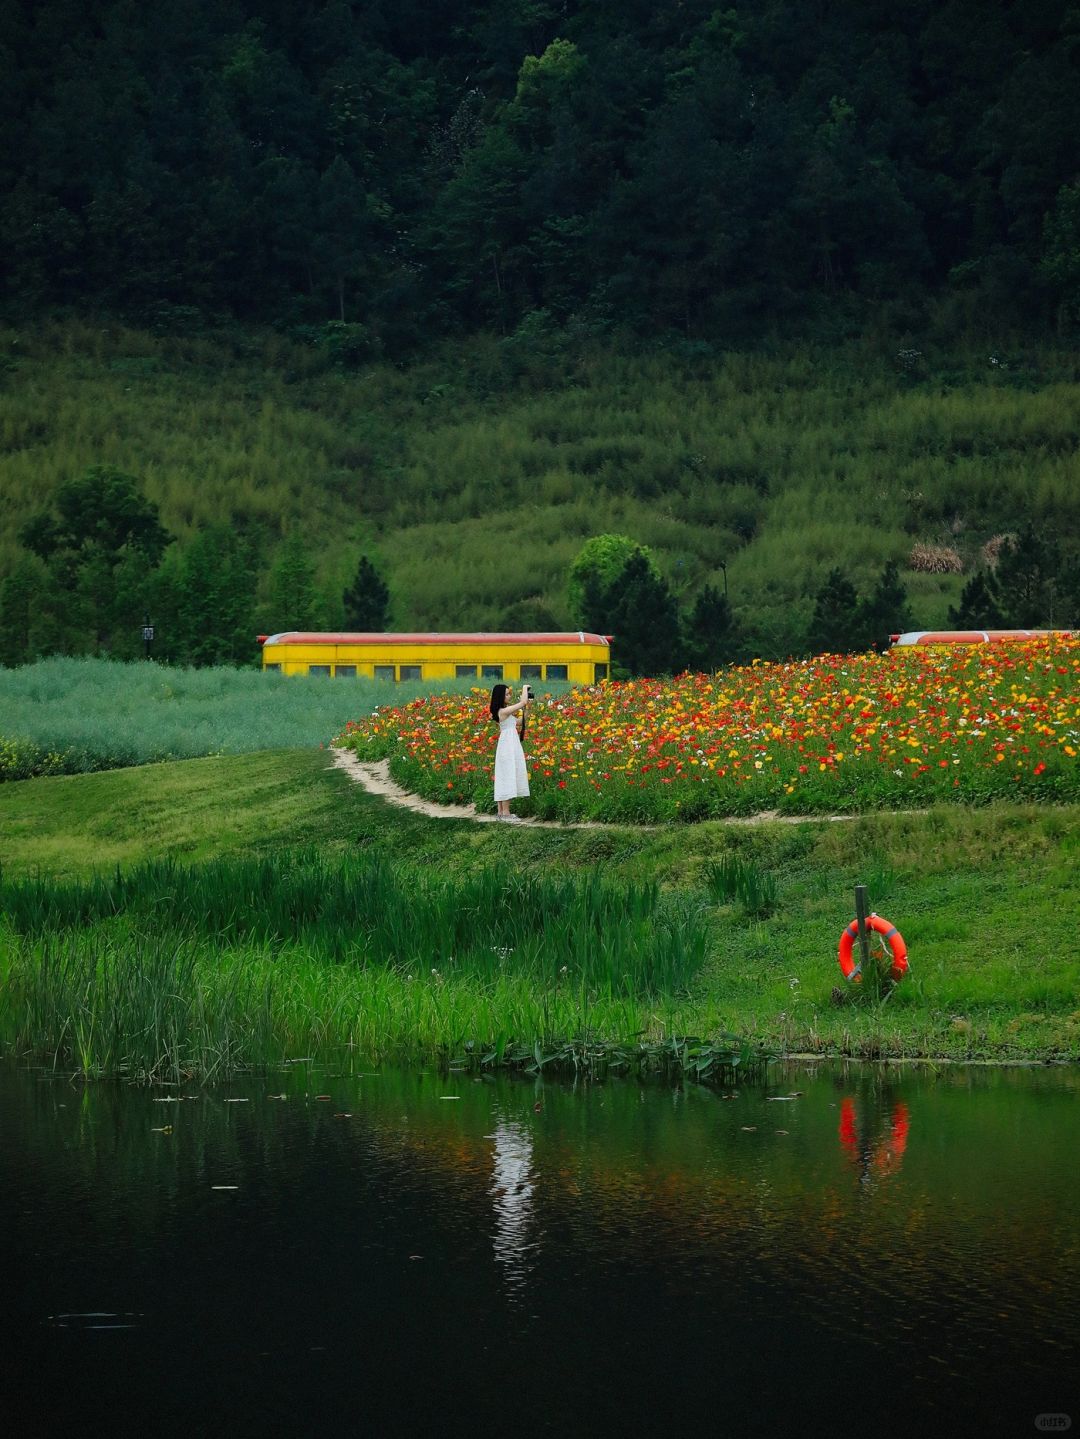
left=261, top=638, right=610, bottom=683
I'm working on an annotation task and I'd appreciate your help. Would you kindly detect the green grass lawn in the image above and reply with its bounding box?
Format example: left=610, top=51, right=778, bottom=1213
left=0, top=750, right=362, bottom=873
left=2, top=749, right=1077, bottom=1063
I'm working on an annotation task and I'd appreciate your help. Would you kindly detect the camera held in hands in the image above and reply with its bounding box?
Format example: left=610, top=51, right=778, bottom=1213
left=522, top=683, right=532, bottom=700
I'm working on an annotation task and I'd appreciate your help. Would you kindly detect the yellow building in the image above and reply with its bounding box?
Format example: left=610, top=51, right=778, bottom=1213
left=258, top=631, right=612, bottom=683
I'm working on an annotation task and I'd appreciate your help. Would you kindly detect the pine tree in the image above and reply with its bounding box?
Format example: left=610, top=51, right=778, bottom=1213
left=177, top=525, right=260, bottom=665
left=994, top=525, right=1059, bottom=626
left=0, top=558, right=41, bottom=667
left=314, top=156, right=370, bottom=323
left=685, top=582, right=737, bottom=670
left=1057, top=556, right=1080, bottom=627
left=267, top=532, right=320, bottom=631
left=606, top=550, right=683, bottom=675
left=948, top=571, right=1005, bottom=628
left=806, top=569, right=860, bottom=655
left=342, top=555, right=390, bottom=630
left=855, top=560, right=916, bottom=651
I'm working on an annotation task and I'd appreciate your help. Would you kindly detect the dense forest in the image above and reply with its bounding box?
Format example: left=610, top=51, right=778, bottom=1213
left=3, top=0, right=1080, bottom=341
left=1, top=2, right=1079, bottom=670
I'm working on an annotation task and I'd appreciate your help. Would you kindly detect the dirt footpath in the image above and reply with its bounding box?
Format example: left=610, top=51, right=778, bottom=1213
left=329, top=748, right=868, bottom=828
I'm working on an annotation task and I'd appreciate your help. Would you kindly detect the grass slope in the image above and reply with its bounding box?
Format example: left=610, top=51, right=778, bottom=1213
left=3, top=321, right=1079, bottom=641
left=1, top=750, right=1077, bottom=1062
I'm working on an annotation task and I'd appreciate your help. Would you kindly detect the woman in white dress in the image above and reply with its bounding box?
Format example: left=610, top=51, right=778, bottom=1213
left=490, top=682, right=531, bottom=822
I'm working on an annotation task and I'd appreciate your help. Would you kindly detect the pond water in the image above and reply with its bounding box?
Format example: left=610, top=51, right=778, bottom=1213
left=2, top=1061, right=1077, bottom=1438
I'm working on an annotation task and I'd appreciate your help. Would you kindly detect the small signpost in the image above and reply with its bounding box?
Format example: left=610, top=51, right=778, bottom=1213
left=142, top=615, right=154, bottom=661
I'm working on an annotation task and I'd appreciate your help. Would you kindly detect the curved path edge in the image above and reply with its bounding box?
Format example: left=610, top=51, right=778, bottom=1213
left=330, top=748, right=882, bottom=828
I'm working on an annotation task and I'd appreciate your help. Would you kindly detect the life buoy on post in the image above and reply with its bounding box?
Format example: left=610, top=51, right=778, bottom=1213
left=838, top=914, right=908, bottom=983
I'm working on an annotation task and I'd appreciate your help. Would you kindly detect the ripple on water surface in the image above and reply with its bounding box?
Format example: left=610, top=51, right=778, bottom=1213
left=2, top=1062, right=1078, bottom=1436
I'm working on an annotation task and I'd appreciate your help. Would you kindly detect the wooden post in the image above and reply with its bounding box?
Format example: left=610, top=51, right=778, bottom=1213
left=854, top=884, right=873, bottom=981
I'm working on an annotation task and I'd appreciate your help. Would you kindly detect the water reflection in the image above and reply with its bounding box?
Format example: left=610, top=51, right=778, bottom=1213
left=488, top=1117, right=537, bottom=1295
left=838, top=1095, right=911, bottom=1186
left=2, top=1063, right=1078, bottom=1435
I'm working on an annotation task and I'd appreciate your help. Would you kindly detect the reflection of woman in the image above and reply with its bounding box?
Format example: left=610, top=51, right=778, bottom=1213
left=490, top=682, right=530, bottom=822
left=490, top=1118, right=536, bottom=1296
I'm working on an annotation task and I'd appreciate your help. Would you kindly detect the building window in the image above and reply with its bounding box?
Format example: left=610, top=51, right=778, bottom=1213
left=374, top=665, right=395, bottom=681
left=334, top=665, right=356, bottom=677
left=545, top=664, right=568, bottom=680
left=481, top=664, right=503, bottom=679
left=456, top=664, right=477, bottom=678
left=264, top=663, right=281, bottom=673
left=399, top=664, right=421, bottom=680
left=309, top=665, right=331, bottom=676
left=520, top=664, right=542, bottom=678
left=593, top=663, right=608, bottom=682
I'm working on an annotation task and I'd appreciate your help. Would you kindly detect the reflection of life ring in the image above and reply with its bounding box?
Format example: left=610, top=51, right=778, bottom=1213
left=838, top=914, right=908, bottom=983
left=839, top=1098, right=910, bottom=1177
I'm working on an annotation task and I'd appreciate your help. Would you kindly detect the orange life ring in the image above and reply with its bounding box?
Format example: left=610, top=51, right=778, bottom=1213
left=838, top=913, right=908, bottom=983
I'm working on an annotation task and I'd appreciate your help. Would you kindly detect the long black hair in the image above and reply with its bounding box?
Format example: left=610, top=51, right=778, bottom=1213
left=489, top=683, right=509, bottom=721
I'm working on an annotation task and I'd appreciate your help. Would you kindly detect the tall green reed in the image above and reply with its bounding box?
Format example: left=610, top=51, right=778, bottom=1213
left=0, top=920, right=769, bottom=1081
left=703, top=854, right=778, bottom=918
left=7, top=927, right=274, bottom=1082
left=0, top=850, right=710, bottom=996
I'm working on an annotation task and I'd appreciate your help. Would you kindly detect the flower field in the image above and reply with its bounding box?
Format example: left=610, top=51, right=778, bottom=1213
left=334, top=638, right=1080, bottom=823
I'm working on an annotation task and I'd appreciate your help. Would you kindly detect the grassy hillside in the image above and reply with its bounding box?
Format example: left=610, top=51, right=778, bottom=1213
left=1, top=751, right=1077, bottom=1062
left=3, top=320, right=1079, bottom=651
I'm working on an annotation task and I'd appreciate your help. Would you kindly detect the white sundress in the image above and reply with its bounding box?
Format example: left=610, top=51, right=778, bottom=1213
left=494, top=714, right=530, bottom=802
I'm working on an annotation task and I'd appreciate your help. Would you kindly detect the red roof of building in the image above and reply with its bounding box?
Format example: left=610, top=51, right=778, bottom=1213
left=259, top=631, right=612, bottom=646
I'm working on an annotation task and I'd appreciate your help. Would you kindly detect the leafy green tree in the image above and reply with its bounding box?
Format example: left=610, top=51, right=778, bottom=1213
left=567, top=534, right=657, bottom=628
left=343, top=555, right=390, bottom=630
left=806, top=569, right=860, bottom=655
left=685, top=582, right=738, bottom=671
left=515, top=39, right=586, bottom=113
left=19, top=466, right=171, bottom=574
left=948, top=571, right=1005, bottom=629
left=18, top=467, right=172, bottom=651
left=855, top=560, right=916, bottom=652
left=605, top=549, right=683, bottom=676
left=499, top=598, right=561, bottom=631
